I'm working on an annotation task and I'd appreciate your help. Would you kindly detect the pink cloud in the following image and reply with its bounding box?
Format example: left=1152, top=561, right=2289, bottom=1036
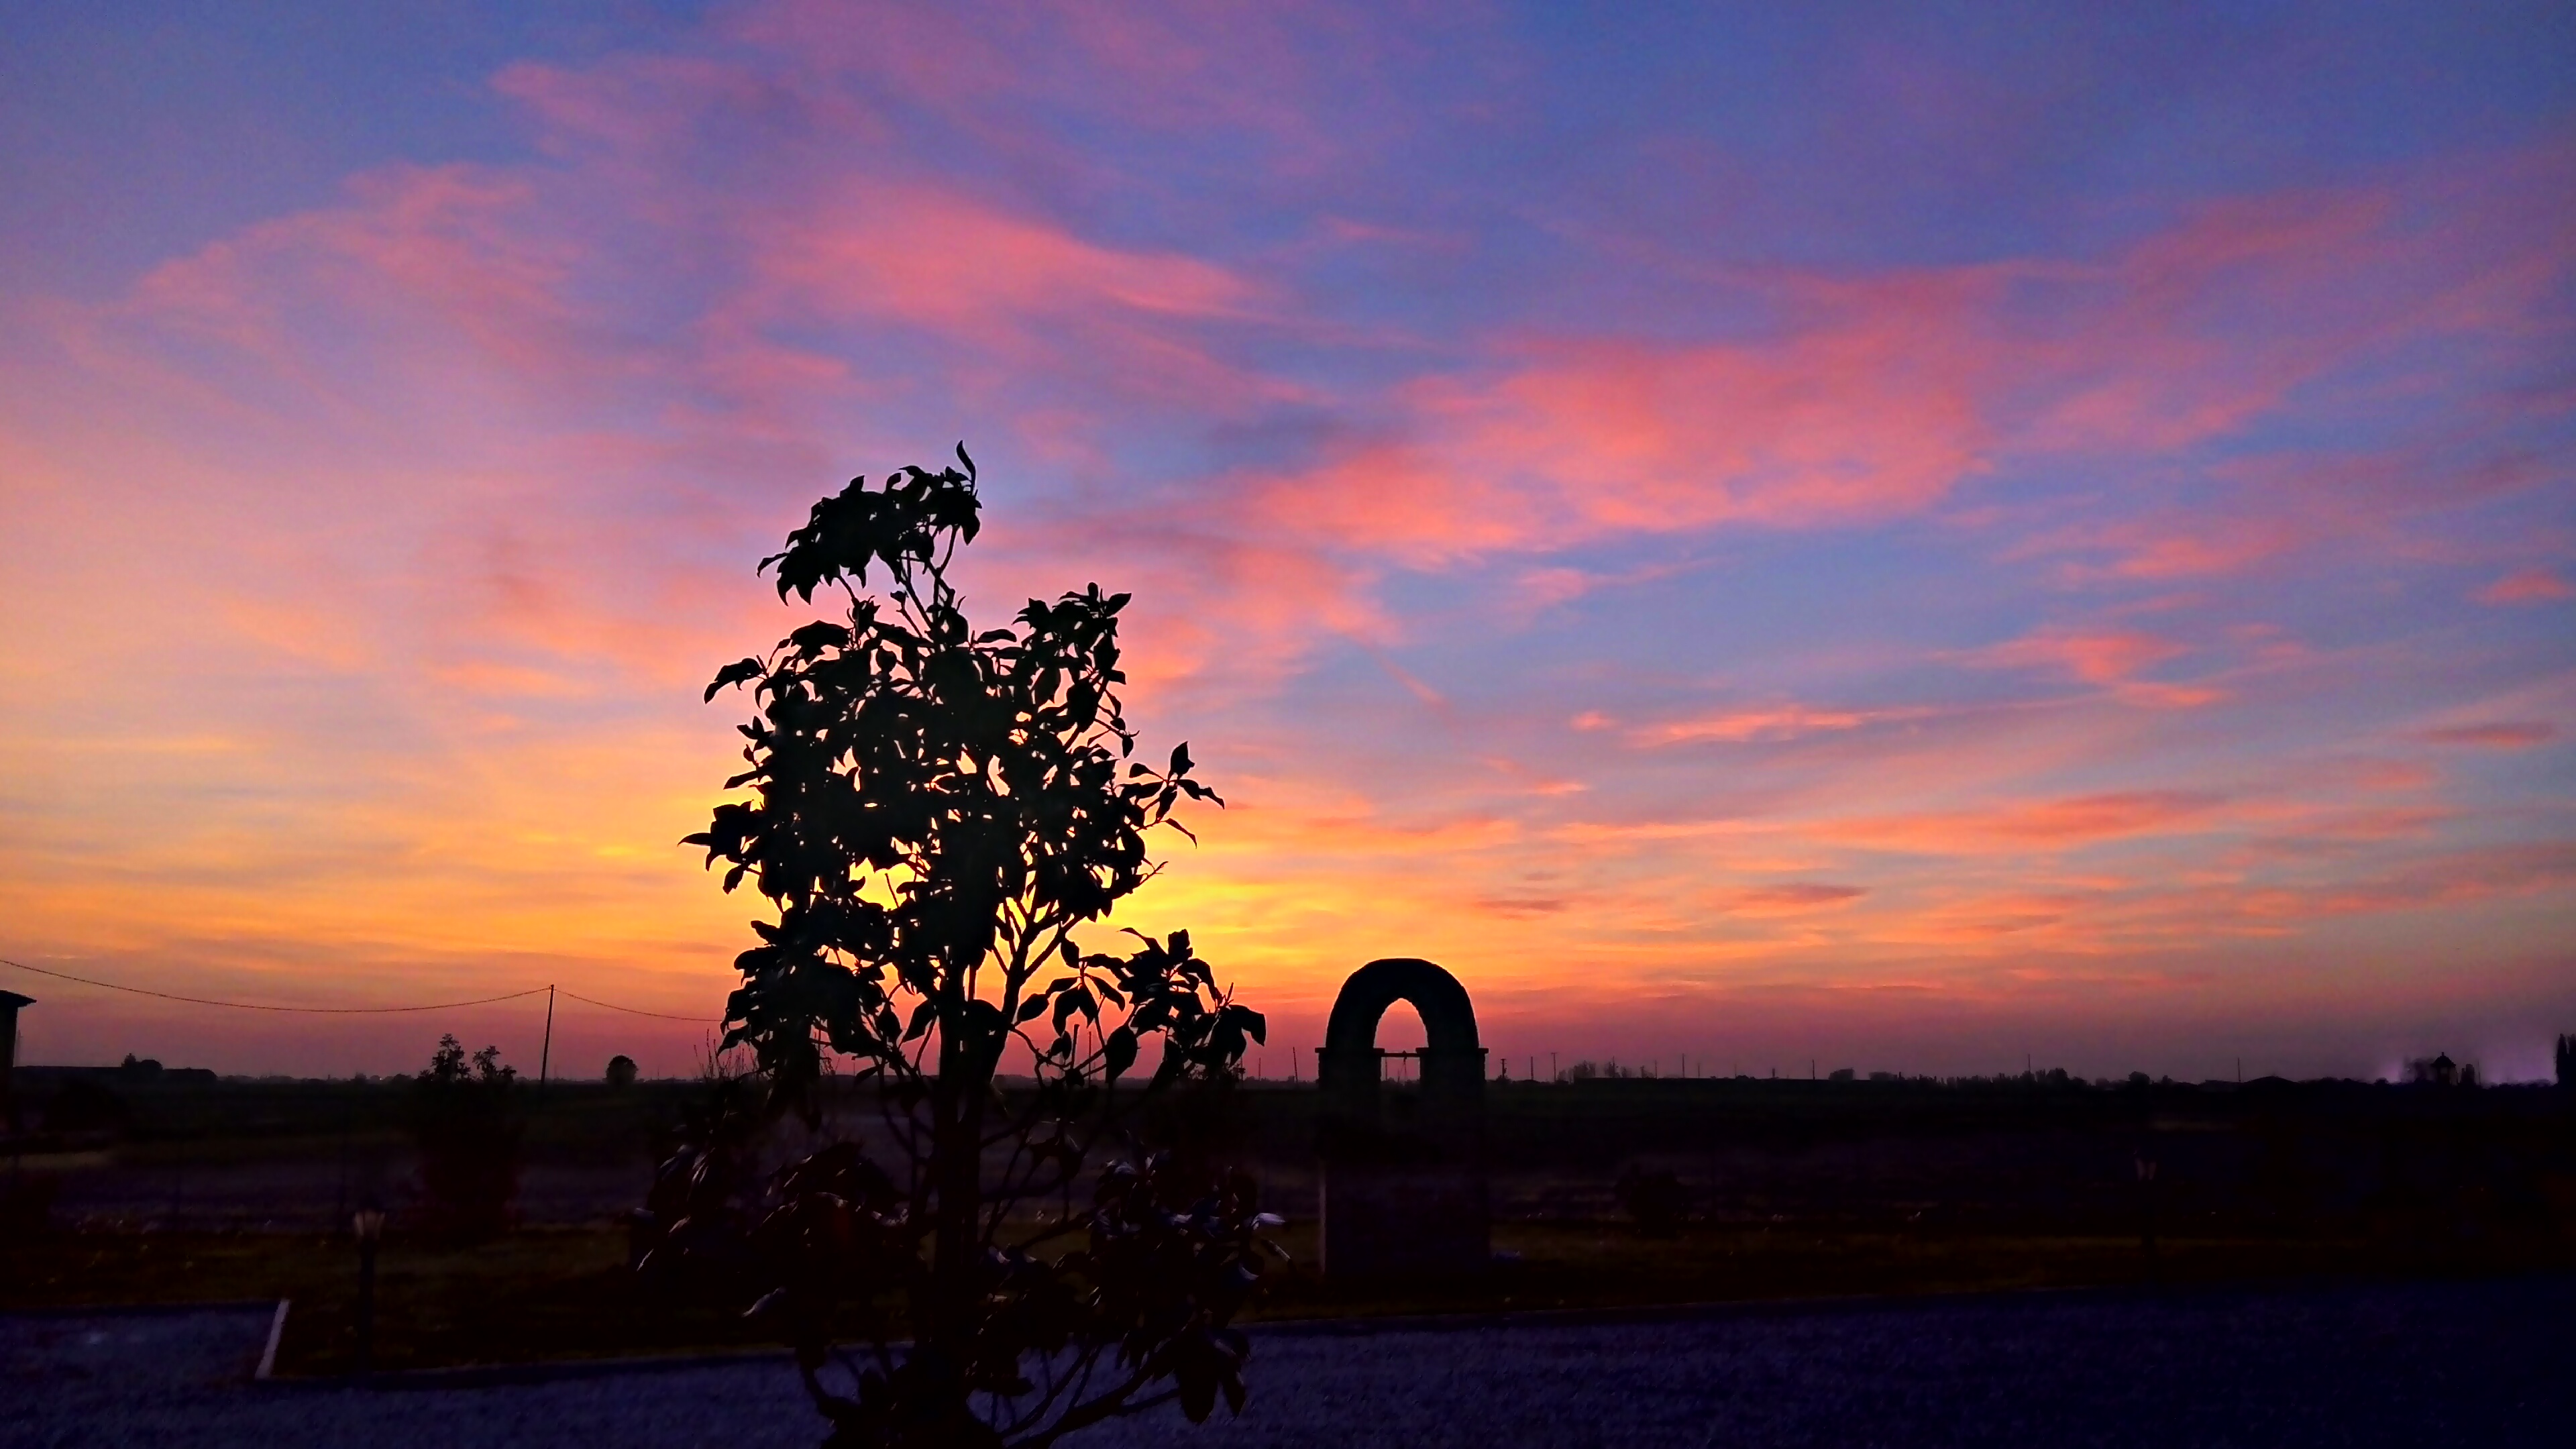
left=2012, top=514, right=2312, bottom=582
left=2417, top=720, right=2557, bottom=748
left=2478, top=568, right=2575, bottom=604
left=1458, top=298, right=1998, bottom=534
left=751, top=186, right=1256, bottom=335
left=1963, top=629, right=2184, bottom=685
left=1177, top=146, right=2575, bottom=622
left=1237, top=441, right=1543, bottom=569
left=1199, top=270, right=2009, bottom=575
left=1953, top=627, right=2221, bottom=709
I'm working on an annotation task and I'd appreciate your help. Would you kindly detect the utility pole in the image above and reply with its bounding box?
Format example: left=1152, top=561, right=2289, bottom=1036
left=539, top=984, right=555, bottom=1087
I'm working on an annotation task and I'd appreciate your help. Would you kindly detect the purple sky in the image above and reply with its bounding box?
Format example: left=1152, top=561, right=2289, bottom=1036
left=2, top=1, right=2571, bottom=1081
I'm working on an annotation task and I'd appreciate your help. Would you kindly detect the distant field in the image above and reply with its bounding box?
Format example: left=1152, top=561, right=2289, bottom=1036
left=3, top=1071, right=2569, bottom=1373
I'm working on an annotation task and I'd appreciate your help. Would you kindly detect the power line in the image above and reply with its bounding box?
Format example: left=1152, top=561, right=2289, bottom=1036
left=0, top=956, right=708, bottom=1022
left=0, top=957, right=550, bottom=1014
left=559, top=989, right=710, bottom=1023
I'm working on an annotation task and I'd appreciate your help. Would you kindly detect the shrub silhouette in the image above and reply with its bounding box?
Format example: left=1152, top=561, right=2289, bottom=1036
left=1616, top=1165, right=1690, bottom=1235
left=410, top=1034, right=522, bottom=1242
left=646, top=449, right=1275, bottom=1448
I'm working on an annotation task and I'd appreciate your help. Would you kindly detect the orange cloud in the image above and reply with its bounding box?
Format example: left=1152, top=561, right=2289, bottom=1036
left=1630, top=704, right=1895, bottom=746
left=1733, top=882, right=1868, bottom=914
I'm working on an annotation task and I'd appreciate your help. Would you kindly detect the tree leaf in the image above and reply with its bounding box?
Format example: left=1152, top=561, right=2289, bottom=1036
left=1102, top=1026, right=1137, bottom=1079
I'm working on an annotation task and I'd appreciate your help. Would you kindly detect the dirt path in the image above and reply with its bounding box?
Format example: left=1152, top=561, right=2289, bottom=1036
left=7, top=1276, right=2570, bottom=1448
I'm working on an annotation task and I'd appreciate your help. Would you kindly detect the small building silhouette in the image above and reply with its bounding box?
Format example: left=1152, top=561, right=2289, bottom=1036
left=0, top=990, right=30, bottom=1131
left=2405, top=1053, right=2477, bottom=1087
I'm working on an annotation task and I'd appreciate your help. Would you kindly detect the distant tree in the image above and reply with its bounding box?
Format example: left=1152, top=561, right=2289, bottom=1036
left=2557, top=1034, right=2573, bottom=1088
left=647, top=451, right=1275, bottom=1448
left=411, top=1034, right=522, bottom=1242
left=606, top=1054, right=639, bottom=1089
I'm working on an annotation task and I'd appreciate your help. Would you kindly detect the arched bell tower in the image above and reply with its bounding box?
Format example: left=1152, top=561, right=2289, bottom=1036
left=1314, top=959, right=1488, bottom=1276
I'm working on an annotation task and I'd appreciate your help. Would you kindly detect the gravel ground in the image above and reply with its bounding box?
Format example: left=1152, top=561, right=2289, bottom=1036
left=7, top=1276, right=2569, bottom=1449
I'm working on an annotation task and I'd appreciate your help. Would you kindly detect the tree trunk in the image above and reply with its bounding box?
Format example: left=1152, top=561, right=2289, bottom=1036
left=918, top=1011, right=992, bottom=1418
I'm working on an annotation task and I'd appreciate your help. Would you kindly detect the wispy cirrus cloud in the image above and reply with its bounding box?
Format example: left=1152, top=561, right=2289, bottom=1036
left=1733, top=882, right=1870, bottom=914
left=1623, top=704, right=1919, bottom=747
left=1960, top=629, right=2185, bottom=686
left=1828, top=790, right=2231, bottom=853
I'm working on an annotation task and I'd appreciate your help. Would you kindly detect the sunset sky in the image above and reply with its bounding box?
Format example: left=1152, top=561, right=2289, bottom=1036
left=3, top=1, right=2571, bottom=1082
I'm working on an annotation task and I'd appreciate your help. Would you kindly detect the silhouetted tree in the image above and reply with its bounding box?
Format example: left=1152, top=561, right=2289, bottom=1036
left=606, top=1054, right=639, bottom=1089
left=411, top=1034, right=522, bottom=1242
left=648, top=450, right=1275, bottom=1448
left=2557, top=1033, right=2573, bottom=1088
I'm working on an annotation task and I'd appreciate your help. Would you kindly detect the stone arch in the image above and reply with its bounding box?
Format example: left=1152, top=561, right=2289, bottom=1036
left=1314, top=959, right=1489, bottom=1276
left=1316, top=958, right=1485, bottom=1120
left=1323, top=958, right=1480, bottom=1056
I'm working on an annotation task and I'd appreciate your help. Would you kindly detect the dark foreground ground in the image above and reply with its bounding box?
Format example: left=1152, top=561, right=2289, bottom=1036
left=11, top=1071, right=2571, bottom=1372
left=7, top=1274, right=2571, bottom=1449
